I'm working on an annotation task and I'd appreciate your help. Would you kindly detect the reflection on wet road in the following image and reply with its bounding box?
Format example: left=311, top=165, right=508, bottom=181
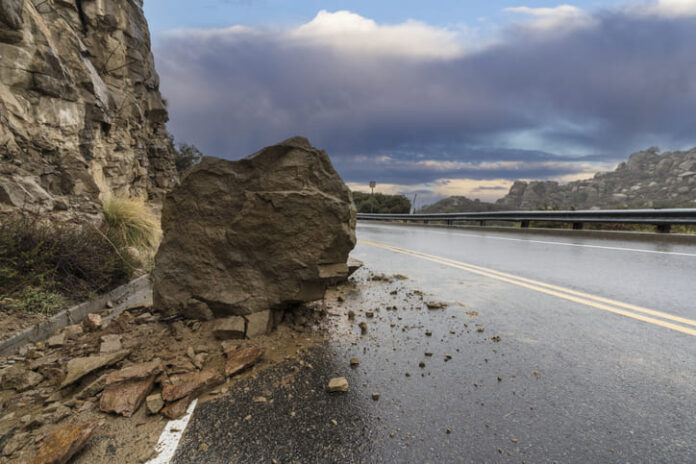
left=173, top=225, right=696, bottom=463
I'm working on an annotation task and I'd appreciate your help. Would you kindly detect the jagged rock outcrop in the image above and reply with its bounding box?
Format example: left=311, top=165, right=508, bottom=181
left=152, top=137, right=356, bottom=320
left=497, top=147, right=696, bottom=210
left=0, top=0, right=177, bottom=219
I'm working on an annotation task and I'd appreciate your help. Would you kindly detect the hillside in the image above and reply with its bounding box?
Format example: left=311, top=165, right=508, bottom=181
left=421, top=147, right=696, bottom=213
left=418, top=196, right=501, bottom=213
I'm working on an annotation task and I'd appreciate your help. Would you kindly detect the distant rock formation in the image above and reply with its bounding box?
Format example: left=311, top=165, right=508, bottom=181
left=418, top=196, right=502, bottom=214
left=497, top=147, right=696, bottom=210
left=0, top=0, right=177, bottom=219
left=152, top=137, right=356, bottom=320
left=420, top=147, right=696, bottom=213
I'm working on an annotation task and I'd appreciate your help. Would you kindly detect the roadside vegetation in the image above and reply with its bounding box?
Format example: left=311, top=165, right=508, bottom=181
left=353, top=192, right=411, bottom=214
left=0, top=197, right=160, bottom=316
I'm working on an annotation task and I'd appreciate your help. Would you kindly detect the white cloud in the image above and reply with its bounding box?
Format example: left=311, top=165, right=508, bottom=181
left=290, top=10, right=465, bottom=59
left=630, top=0, right=696, bottom=17
left=504, top=5, right=598, bottom=31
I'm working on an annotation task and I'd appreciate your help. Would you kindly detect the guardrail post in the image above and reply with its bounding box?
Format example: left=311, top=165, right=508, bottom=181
left=479, top=220, right=485, bottom=227
left=446, top=220, right=452, bottom=226
left=656, top=224, right=671, bottom=233
left=572, top=222, right=583, bottom=230
left=521, top=220, right=530, bottom=228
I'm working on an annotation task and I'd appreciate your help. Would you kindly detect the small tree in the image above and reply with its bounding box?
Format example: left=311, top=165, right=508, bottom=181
left=174, top=143, right=203, bottom=173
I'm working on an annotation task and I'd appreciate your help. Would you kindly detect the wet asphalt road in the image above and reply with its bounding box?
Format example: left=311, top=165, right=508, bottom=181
left=173, top=224, right=696, bottom=463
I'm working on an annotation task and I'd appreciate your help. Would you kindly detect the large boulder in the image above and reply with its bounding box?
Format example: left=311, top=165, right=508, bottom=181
left=152, top=137, right=356, bottom=319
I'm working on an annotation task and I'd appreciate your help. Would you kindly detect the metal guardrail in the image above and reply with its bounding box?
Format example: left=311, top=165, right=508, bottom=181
left=357, top=208, right=696, bottom=233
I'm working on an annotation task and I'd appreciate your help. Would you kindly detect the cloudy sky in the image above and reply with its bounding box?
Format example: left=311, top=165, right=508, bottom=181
left=143, top=0, right=696, bottom=205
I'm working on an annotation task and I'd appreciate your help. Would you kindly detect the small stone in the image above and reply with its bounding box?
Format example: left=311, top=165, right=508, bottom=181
left=446, top=428, right=451, bottom=434
left=244, top=414, right=252, bottom=421
left=426, top=302, right=447, bottom=309
left=349, top=358, right=360, bottom=367
left=424, top=352, right=433, bottom=357
left=419, top=362, right=425, bottom=368
left=63, top=324, right=83, bottom=339
left=82, top=313, right=102, bottom=331
left=212, top=316, right=246, bottom=340
left=99, top=334, right=122, bottom=354
left=187, top=346, right=196, bottom=361
left=0, top=366, right=43, bottom=392
left=358, top=322, right=368, bottom=334
left=246, top=310, right=274, bottom=337
left=327, top=377, right=348, bottom=392
left=425, top=330, right=432, bottom=336
left=491, top=336, right=501, bottom=342
left=146, top=393, right=164, bottom=414
left=47, top=332, right=66, bottom=347
left=372, top=392, right=380, bottom=400
left=444, top=354, right=452, bottom=361
left=476, top=327, right=484, bottom=333
left=511, top=438, right=518, bottom=443
left=105, top=300, right=114, bottom=309
left=161, top=396, right=192, bottom=419
left=253, top=396, right=267, bottom=403
left=347, top=310, right=355, bottom=320
left=365, top=311, right=374, bottom=318
left=330, top=419, right=338, bottom=426
left=497, top=376, right=502, bottom=382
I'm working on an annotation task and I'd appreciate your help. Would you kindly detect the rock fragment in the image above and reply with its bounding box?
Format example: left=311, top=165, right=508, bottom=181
left=0, top=366, right=43, bottom=392
left=146, top=393, right=164, bottom=414
left=100, top=360, right=162, bottom=417
left=224, top=346, right=265, bottom=377
left=161, top=396, right=192, bottom=420
left=246, top=310, right=274, bottom=337
left=426, top=302, right=447, bottom=309
left=99, top=335, right=123, bottom=354
left=161, top=369, right=224, bottom=403
left=82, top=313, right=102, bottom=332
left=60, top=350, right=130, bottom=388
left=212, top=317, right=246, bottom=340
left=47, top=332, right=66, bottom=348
left=328, top=377, right=349, bottom=392
left=358, top=322, right=368, bottom=334
left=27, top=421, right=99, bottom=464
left=349, top=358, right=360, bottom=367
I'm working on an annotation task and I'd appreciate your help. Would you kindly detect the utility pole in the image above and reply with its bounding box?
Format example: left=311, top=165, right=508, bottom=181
left=411, top=193, right=417, bottom=214
left=369, top=180, right=376, bottom=213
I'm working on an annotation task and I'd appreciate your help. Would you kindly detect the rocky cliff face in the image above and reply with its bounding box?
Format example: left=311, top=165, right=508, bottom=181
left=497, top=147, right=696, bottom=210
left=0, top=0, right=177, bottom=219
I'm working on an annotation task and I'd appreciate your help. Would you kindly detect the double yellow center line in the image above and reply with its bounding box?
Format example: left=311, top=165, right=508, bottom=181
left=359, top=239, right=696, bottom=337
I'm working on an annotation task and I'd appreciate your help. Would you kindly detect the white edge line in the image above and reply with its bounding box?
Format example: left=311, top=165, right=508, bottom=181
left=146, top=398, right=198, bottom=464
left=359, top=223, right=696, bottom=257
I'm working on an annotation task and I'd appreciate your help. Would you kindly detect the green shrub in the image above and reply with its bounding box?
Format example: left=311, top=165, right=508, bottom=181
left=0, top=216, right=133, bottom=315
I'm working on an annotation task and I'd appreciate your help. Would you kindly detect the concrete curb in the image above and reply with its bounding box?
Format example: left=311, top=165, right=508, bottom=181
left=0, top=274, right=153, bottom=357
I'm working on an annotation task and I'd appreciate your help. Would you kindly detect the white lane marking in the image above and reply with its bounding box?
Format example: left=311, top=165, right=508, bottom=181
left=358, top=224, right=696, bottom=257
left=146, top=398, right=198, bottom=464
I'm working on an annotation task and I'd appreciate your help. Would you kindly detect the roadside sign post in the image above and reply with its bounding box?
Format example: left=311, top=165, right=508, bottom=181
left=369, top=181, right=376, bottom=213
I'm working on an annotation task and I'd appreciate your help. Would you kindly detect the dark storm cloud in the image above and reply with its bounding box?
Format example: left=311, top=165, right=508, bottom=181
left=154, top=7, right=696, bottom=185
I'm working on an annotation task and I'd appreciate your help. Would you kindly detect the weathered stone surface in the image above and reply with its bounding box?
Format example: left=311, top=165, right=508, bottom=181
left=63, top=325, right=83, bottom=339
left=153, top=137, right=356, bottom=319
left=47, top=332, right=66, bottom=347
left=100, top=377, right=154, bottom=417
left=104, top=360, right=162, bottom=385
left=146, top=393, right=164, bottom=415
left=99, top=361, right=161, bottom=416
left=161, top=369, right=223, bottom=403
left=82, top=313, right=102, bottom=332
left=99, top=334, right=123, bottom=354
left=0, top=366, right=43, bottom=392
left=75, top=373, right=108, bottom=400
left=161, top=395, right=191, bottom=420
left=328, top=377, right=349, bottom=392
left=60, top=349, right=130, bottom=388
left=224, top=346, right=265, bottom=377
left=347, top=258, right=364, bottom=277
left=212, top=316, right=246, bottom=340
left=246, top=310, right=273, bottom=338
left=0, top=0, right=177, bottom=219
left=27, top=421, right=99, bottom=464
